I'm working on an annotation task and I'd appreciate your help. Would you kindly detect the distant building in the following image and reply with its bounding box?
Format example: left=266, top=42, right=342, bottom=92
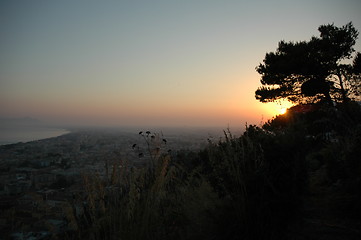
left=31, top=170, right=57, bottom=190
left=4, top=180, right=31, bottom=195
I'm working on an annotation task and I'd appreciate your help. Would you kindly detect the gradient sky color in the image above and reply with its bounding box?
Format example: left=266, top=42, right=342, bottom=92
left=1, top=0, right=361, bottom=127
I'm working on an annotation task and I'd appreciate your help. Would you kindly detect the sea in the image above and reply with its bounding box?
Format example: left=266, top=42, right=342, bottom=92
left=0, top=126, right=70, bottom=146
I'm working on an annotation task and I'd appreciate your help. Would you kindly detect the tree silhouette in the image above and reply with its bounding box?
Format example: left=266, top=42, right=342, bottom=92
left=255, top=22, right=360, bottom=105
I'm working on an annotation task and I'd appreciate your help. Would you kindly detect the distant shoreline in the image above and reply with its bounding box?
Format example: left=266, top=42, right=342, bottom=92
left=0, top=127, right=71, bottom=146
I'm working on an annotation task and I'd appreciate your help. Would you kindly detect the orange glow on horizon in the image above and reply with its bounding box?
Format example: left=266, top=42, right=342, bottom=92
left=261, top=100, right=294, bottom=118
left=279, top=107, right=287, bottom=115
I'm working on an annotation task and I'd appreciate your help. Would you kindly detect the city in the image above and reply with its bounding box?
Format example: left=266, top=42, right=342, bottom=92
left=0, top=128, right=223, bottom=239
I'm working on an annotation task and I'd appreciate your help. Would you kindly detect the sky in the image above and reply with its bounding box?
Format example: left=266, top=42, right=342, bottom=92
left=1, top=0, right=361, bottom=128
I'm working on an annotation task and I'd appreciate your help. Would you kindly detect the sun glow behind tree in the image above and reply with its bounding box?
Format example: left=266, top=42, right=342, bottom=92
left=267, top=100, right=294, bottom=116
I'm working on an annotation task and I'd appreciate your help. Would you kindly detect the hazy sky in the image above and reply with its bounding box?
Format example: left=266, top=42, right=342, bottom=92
left=1, top=0, right=360, bottom=127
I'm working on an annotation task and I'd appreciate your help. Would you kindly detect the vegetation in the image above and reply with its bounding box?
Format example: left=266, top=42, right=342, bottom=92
left=61, top=22, right=361, bottom=239
left=65, top=101, right=360, bottom=240
left=255, top=22, right=360, bottom=104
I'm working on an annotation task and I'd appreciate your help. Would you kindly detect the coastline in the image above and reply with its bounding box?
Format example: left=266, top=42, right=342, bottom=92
left=0, top=127, right=71, bottom=146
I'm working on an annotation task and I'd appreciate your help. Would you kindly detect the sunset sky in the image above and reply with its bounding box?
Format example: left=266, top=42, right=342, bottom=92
left=1, top=0, right=361, bottom=128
